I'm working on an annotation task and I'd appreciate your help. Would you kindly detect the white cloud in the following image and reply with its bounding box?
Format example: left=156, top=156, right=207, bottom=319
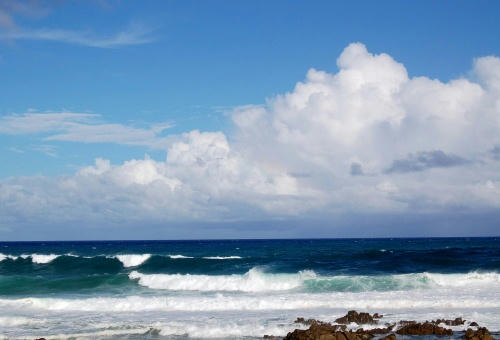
left=0, top=25, right=155, bottom=48
left=0, top=1, right=154, bottom=48
left=1, top=43, right=500, bottom=230
left=0, top=111, right=174, bottom=149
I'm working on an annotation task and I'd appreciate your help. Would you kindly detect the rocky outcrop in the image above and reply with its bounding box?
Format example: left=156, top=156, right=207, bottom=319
left=269, top=311, right=488, bottom=340
left=463, top=327, right=494, bottom=340
left=334, top=311, right=378, bottom=325
left=433, top=317, right=466, bottom=326
left=379, top=334, right=396, bottom=340
left=284, top=323, right=375, bottom=340
left=396, top=322, right=453, bottom=336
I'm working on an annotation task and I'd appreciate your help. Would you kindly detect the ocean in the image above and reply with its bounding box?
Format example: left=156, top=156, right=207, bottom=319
left=0, top=238, right=498, bottom=339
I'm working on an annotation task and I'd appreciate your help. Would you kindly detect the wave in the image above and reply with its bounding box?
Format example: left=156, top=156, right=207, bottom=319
left=167, top=254, right=193, bottom=259
left=128, top=269, right=500, bottom=293
left=0, top=253, right=60, bottom=264
left=112, top=254, right=151, bottom=267
left=1, top=285, right=499, bottom=312
left=129, top=268, right=314, bottom=292
left=203, top=256, right=242, bottom=260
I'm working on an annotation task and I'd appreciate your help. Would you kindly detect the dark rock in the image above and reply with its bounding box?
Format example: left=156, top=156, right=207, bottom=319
left=379, top=334, right=396, bottom=340
left=335, top=311, right=378, bottom=325
left=295, top=317, right=327, bottom=326
left=470, top=322, right=479, bottom=327
left=373, top=313, right=383, bottom=319
left=434, top=317, right=466, bottom=326
left=284, top=322, right=375, bottom=340
left=365, top=326, right=394, bottom=335
left=263, top=335, right=282, bottom=339
left=396, top=322, right=453, bottom=336
left=463, top=327, right=494, bottom=340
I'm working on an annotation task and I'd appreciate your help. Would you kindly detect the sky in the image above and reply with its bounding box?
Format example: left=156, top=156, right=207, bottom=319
left=1, top=0, right=500, bottom=240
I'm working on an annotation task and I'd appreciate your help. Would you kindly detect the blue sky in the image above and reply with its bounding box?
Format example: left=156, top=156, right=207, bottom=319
left=1, top=1, right=500, bottom=239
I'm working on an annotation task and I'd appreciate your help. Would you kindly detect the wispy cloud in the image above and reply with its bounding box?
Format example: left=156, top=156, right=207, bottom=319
left=0, top=1, right=155, bottom=48
left=0, top=24, right=155, bottom=48
left=0, top=111, right=175, bottom=149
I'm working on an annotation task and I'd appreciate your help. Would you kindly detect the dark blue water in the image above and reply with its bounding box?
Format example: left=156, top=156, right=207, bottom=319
left=0, top=237, right=498, bottom=295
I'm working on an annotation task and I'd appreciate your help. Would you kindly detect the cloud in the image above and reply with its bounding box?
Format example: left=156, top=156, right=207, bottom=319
left=385, top=150, right=469, bottom=174
left=1, top=43, right=500, bottom=234
left=491, top=145, right=500, bottom=161
left=0, top=111, right=174, bottom=149
left=350, top=162, right=364, bottom=176
left=0, top=1, right=49, bottom=29
left=0, top=1, right=154, bottom=48
left=0, top=25, right=155, bottom=48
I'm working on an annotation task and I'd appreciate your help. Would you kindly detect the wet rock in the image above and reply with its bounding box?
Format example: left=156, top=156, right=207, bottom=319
left=463, top=327, right=494, bottom=340
left=335, top=311, right=378, bottom=325
left=296, top=317, right=327, bottom=326
left=284, top=322, right=340, bottom=340
left=365, top=326, right=394, bottom=335
left=379, top=334, right=396, bottom=340
left=433, top=317, right=466, bottom=326
left=284, top=322, right=376, bottom=340
left=470, top=322, right=479, bottom=327
left=373, top=313, right=383, bottom=319
left=263, top=335, right=282, bottom=339
left=396, top=322, right=453, bottom=336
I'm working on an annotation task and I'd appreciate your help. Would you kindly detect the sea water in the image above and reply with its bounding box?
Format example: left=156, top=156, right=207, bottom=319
left=0, top=238, right=498, bottom=339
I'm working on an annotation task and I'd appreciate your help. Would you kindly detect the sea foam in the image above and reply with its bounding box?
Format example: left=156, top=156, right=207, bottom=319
left=129, top=267, right=315, bottom=292
left=113, top=254, right=151, bottom=267
left=19, top=254, right=60, bottom=264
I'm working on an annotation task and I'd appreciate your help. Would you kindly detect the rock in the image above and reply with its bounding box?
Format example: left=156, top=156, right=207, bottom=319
left=335, top=311, right=378, bottom=325
left=284, top=322, right=340, bottom=340
left=263, top=335, right=281, bottom=339
left=365, top=326, right=394, bottom=335
left=463, top=327, right=494, bottom=340
left=434, top=317, right=466, bottom=326
left=470, top=322, right=479, bottom=327
left=396, top=322, right=453, bottom=336
left=373, top=313, right=383, bottom=319
left=379, top=334, right=396, bottom=340
left=296, top=317, right=327, bottom=326
left=284, top=322, right=375, bottom=340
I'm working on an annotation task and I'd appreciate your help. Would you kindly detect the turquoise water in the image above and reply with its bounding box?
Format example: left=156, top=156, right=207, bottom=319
left=0, top=238, right=499, bottom=338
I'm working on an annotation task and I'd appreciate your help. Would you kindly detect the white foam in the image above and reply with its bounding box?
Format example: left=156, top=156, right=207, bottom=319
left=0, top=316, right=43, bottom=327
left=0, top=254, right=18, bottom=261
left=113, top=254, right=151, bottom=267
left=423, top=271, right=500, bottom=287
left=20, top=254, right=59, bottom=264
left=157, top=320, right=296, bottom=338
left=203, top=256, right=242, bottom=259
left=1, top=287, right=499, bottom=313
left=129, top=268, right=315, bottom=292
left=168, top=254, right=193, bottom=259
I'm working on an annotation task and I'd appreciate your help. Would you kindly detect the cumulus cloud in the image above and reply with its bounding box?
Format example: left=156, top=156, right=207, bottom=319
left=1, top=43, right=500, bottom=232
left=0, top=111, right=174, bottom=149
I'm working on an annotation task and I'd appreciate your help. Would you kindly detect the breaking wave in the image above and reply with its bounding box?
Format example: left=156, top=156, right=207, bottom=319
left=128, top=268, right=500, bottom=293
